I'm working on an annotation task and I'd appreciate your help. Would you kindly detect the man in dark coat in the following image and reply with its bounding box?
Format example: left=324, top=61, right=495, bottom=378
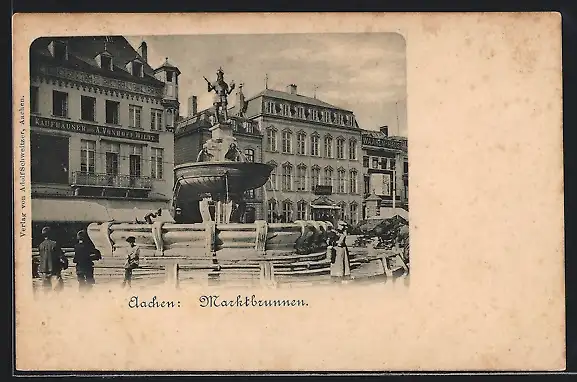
left=73, top=230, right=102, bottom=290
left=38, top=226, right=65, bottom=292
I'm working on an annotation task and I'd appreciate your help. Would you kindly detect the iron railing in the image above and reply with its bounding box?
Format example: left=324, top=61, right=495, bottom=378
left=71, top=171, right=152, bottom=189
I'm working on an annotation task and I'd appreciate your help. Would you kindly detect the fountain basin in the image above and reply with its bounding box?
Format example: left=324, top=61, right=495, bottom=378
left=173, top=161, right=274, bottom=199
left=87, top=220, right=335, bottom=263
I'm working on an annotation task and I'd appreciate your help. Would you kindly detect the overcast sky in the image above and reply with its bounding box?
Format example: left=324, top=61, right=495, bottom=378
left=126, top=33, right=407, bottom=136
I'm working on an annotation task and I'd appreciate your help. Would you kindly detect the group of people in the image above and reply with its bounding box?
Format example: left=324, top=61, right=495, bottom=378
left=37, top=226, right=141, bottom=292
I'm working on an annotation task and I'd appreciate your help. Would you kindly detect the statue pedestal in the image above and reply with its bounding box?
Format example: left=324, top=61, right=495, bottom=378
left=208, top=122, right=237, bottom=162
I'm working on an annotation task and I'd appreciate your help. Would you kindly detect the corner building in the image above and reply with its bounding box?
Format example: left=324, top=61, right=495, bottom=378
left=29, top=36, right=180, bottom=247
left=234, top=84, right=363, bottom=225
left=360, top=127, right=408, bottom=219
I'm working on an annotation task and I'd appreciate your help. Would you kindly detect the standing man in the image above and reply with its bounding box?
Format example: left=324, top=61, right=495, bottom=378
left=122, top=236, right=140, bottom=288
left=73, top=230, right=102, bottom=290
left=38, top=226, right=66, bottom=292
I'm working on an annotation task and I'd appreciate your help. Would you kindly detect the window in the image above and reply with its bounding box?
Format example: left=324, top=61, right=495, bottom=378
left=282, top=163, right=293, bottom=191
left=337, top=202, right=346, bottom=221
left=104, top=142, right=120, bottom=181
left=265, top=101, right=275, bottom=114
left=363, top=156, right=369, bottom=168
left=166, top=71, right=173, bottom=82
left=337, top=169, right=346, bottom=193
left=267, top=200, right=278, bottom=223
left=30, top=86, right=39, bottom=113
left=151, top=109, right=163, bottom=131
left=282, top=130, right=292, bottom=154
left=106, top=100, right=119, bottom=124
left=244, top=148, right=255, bottom=163
left=350, top=203, right=358, bottom=225
left=297, top=201, right=307, bottom=221
left=244, top=189, right=255, bottom=199
left=151, top=148, right=164, bottom=179
left=30, top=133, right=69, bottom=184
left=372, top=158, right=379, bottom=169
left=129, top=145, right=142, bottom=180
left=297, top=107, right=305, bottom=119
left=390, top=158, right=396, bottom=170
left=52, top=91, right=68, bottom=117
left=312, top=109, right=319, bottom=121
left=80, top=140, right=96, bottom=174
left=310, top=135, right=320, bottom=156
left=324, top=167, right=333, bottom=187
left=267, top=128, right=277, bottom=152
left=349, top=170, right=358, bottom=194
left=166, top=109, right=175, bottom=129
left=132, top=61, right=143, bottom=77
left=336, top=138, right=345, bottom=159
left=266, top=162, right=277, bottom=191
left=296, top=165, right=306, bottom=191
left=380, top=158, right=388, bottom=170
left=100, top=55, right=112, bottom=70
left=129, top=105, right=142, bottom=128
left=349, top=139, right=357, bottom=160
left=311, top=167, right=320, bottom=189
left=324, top=136, right=333, bottom=158
left=282, top=104, right=290, bottom=116
left=364, top=176, right=370, bottom=195
left=404, top=162, right=409, bottom=174
left=81, top=96, right=96, bottom=121
left=297, top=132, right=306, bottom=155
left=52, top=41, right=67, bottom=60
left=282, top=201, right=293, bottom=223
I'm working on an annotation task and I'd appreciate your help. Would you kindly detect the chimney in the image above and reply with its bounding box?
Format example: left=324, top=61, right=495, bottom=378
left=380, top=126, right=389, bottom=136
left=188, top=95, right=198, bottom=116
left=138, top=41, right=148, bottom=63
left=286, top=84, right=297, bottom=95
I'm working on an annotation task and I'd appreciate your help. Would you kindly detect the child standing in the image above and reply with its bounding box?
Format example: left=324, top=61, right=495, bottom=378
left=122, top=236, right=140, bottom=288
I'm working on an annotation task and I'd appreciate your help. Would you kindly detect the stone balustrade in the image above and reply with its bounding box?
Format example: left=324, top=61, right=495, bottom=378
left=87, top=220, right=335, bottom=261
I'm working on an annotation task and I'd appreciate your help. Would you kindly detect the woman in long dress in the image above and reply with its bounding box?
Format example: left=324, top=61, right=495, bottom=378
left=330, top=221, right=351, bottom=279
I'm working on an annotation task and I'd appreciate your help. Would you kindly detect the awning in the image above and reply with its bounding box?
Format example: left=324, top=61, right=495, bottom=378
left=32, top=198, right=174, bottom=223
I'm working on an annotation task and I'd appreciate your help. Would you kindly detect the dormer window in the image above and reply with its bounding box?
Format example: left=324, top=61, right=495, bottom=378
left=50, top=41, right=68, bottom=60
left=133, top=61, right=143, bottom=77
left=127, top=60, right=144, bottom=77
left=100, top=55, right=112, bottom=70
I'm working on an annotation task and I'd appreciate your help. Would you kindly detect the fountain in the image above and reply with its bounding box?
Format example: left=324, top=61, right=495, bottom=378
left=85, top=68, right=404, bottom=286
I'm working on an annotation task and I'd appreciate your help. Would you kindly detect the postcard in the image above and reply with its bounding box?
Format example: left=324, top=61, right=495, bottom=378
left=12, top=12, right=565, bottom=372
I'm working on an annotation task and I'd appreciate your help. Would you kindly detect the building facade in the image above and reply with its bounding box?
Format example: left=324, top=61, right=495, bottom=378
left=174, top=91, right=265, bottom=222
left=233, top=84, right=363, bottom=225
left=29, top=36, right=180, bottom=247
left=360, top=126, right=409, bottom=219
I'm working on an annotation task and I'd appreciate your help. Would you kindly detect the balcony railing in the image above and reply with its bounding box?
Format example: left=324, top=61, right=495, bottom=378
left=71, top=171, right=152, bottom=190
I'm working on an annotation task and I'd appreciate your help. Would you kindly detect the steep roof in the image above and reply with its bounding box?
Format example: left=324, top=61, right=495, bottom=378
left=154, top=57, right=181, bottom=75
left=361, top=129, right=407, bottom=141
left=248, top=88, right=351, bottom=112
left=30, top=36, right=165, bottom=87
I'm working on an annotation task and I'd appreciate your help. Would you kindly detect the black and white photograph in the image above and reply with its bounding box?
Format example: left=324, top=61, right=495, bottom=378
left=14, top=12, right=565, bottom=372
left=29, top=33, right=409, bottom=292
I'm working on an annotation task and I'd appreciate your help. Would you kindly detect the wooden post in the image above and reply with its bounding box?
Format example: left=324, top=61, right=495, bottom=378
left=166, top=262, right=180, bottom=288
left=259, top=261, right=276, bottom=288
left=151, top=221, right=165, bottom=257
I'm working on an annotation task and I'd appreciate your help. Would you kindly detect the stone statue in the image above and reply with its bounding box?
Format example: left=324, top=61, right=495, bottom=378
left=224, top=143, right=242, bottom=162
left=204, top=67, right=235, bottom=123
left=237, top=83, right=248, bottom=118
left=196, top=144, right=214, bottom=162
